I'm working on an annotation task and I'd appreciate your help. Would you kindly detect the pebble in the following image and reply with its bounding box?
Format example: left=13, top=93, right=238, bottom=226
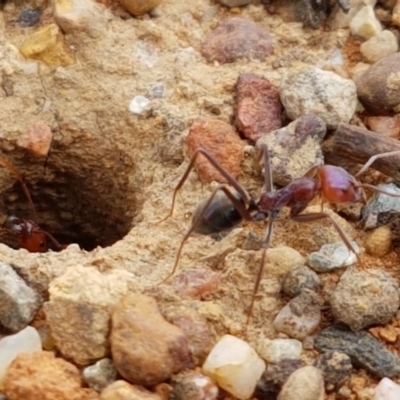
left=356, top=53, right=400, bottom=114
left=17, top=7, right=41, bottom=27
left=282, top=265, right=321, bottom=297
left=365, top=116, right=400, bottom=138
left=254, top=360, right=304, bottom=400
left=260, top=339, right=303, bottom=363
left=110, top=293, right=193, bottom=386
left=3, top=351, right=98, bottom=400
left=0, top=262, right=42, bottom=332
left=264, top=246, right=305, bottom=278
left=161, top=305, right=214, bottom=365
left=365, top=225, right=392, bottom=257
left=234, top=73, right=282, bottom=142
left=171, top=371, right=218, bottom=400
left=306, top=241, right=359, bottom=272
left=360, top=30, right=398, bottom=63
left=0, top=326, right=42, bottom=383
left=100, top=381, right=162, bottom=400
left=54, top=0, right=110, bottom=38
left=280, top=66, right=357, bottom=130
left=17, top=121, right=53, bottom=157
left=277, top=366, right=325, bottom=400
left=330, top=268, right=399, bottom=331
left=273, top=290, right=321, bottom=340
left=313, top=351, right=352, bottom=390
left=174, top=268, right=221, bottom=298
left=186, top=117, right=245, bottom=183
left=44, top=266, right=134, bottom=365
left=362, top=183, right=400, bottom=229
left=118, top=0, right=162, bottom=16
left=129, top=95, right=150, bottom=115
left=201, top=18, right=274, bottom=63
left=19, top=23, right=76, bottom=67
left=83, top=358, right=117, bottom=392
left=393, top=0, right=400, bottom=26
left=314, top=326, right=400, bottom=378
left=350, top=5, right=382, bottom=39
left=374, top=378, right=400, bottom=400
left=256, top=114, right=326, bottom=186
left=217, top=0, right=250, bottom=6
left=202, top=334, right=266, bottom=400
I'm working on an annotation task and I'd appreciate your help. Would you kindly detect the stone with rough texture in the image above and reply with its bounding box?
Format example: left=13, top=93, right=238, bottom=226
left=83, top=358, right=117, bottom=392
left=260, top=339, right=302, bottom=363
left=280, top=66, right=357, bottom=129
left=17, top=122, right=53, bottom=157
left=255, top=360, right=304, bottom=400
left=186, top=117, right=245, bottom=183
left=171, top=371, right=219, bottom=400
left=0, top=326, right=42, bottom=383
left=256, top=114, right=326, bottom=186
left=365, top=116, right=400, bottom=138
left=19, top=24, right=76, bottom=67
left=277, top=366, right=324, bottom=400
left=0, top=262, right=42, bottom=332
left=118, top=0, right=162, bottom=16
left=356, top=53, right=400, bottom=114
left=202, top=334, right=266, bottom=400
left=393, top=0, right=400, bottom=26
left=3, top=351, right=98, bottom=400
left=100, top=381, right=162, bottom=400
left=365, top=225, right=392, bottom=257
left=234, top=73, right=282, bottom=142
left=54, top=0, right=111, bottom=38
left=44, top=266, right=135, bottom=365
left=360, top=30, right=398, bottom=63
left=374, top=378, right=400, bottom=400
left=282, top=265, right=321, bottom=298
left=313, top=351, right=352, bottom=390
left=350, top=5, right=382, bottom=39
left=330, top=268, right=399, bottom=331
left=315, top=326, right=400, bottom=378
left=273, top=291, right=321, bottom=340
left=110, top=293, right=193, bottom=386
left=201, top=18, right=273, bottom=64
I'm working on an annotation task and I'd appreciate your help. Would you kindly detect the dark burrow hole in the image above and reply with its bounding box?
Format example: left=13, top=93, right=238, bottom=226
left=0, top=151, right=140, bottom=252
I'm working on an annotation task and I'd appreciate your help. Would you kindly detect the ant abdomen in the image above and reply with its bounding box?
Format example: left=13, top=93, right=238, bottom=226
left=192, top=189, right=244, bottom=235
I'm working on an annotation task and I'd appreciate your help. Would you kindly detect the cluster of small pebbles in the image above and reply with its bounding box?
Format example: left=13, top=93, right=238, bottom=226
left=1, top=0, right=400, bottom=399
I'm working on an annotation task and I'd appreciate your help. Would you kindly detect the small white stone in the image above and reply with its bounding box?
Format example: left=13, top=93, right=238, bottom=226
left=374, top=378, right=400, bottom=400
left=129, top=96, right=150, bottom=115
left=202, top=334, right=266, bottom=400
left=360, top=30, right=398, bottom=63
left=0, top=326, right=42, bottom=383
left=260, top=339, right=302, bottom=363
left=350, top=5, right=382, bottom=39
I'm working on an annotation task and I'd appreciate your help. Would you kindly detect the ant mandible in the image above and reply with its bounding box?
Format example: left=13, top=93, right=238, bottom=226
left=158, top=145, right=400, bottom=325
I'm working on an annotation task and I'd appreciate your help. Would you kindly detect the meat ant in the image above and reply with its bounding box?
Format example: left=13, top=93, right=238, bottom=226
left=0, top=157, right=65, bottom=252
left=159, top=145, right=400, bottom=325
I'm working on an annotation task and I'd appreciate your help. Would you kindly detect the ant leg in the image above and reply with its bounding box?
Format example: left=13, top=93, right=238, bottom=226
left=246, top=215, right=275, bottom=326
left=355, top=150, right=400, bottom=178
left=158, top=148, right=251, bottom=223
left=159, top=185, right=256, bottom=284
left=292, top=212, right=360, bottom=261
left=257, top=144, right=273, bottom=192
left=0, top=157, right=38, bottom=221
left=360, top=183, right=400, bottom=198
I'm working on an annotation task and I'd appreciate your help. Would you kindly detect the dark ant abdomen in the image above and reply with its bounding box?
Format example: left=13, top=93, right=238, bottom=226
left=192, top=190, right=244, bottom=235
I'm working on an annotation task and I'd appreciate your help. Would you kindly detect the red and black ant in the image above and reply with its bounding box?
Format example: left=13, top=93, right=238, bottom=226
left=0, top=157, right=65, bottom=253
left=159, top=145, right=400, bottom=325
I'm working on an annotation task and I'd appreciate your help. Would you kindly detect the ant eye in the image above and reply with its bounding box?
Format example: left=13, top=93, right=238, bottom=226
left=40, top=241, right=45, bottom=248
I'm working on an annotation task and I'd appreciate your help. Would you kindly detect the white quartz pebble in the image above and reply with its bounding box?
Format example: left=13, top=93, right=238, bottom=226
left=202, top=334, right=266, bottom=400
left=261, top=339, right=302, bottom=363
left=374, top=378, right=400, bottom=400
left=350, top=5, right=382, bottom=39
left=360, top=30, right=398, bottom=63
left=129, top=95, right=150, bottom=115
left=0, top=326, right=42, bottom=383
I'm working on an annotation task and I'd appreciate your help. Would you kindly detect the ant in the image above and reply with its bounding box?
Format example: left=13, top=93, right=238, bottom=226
left=0, top=157, right=65, bottom=253
left=159, top=145, right=400, bottom=325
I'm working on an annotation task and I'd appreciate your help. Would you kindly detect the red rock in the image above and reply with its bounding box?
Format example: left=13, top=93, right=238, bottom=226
left=235, top=73, right=283, bottom=142
left=17, top=122, right=53, bottom=157
left=3, top=351, right=98, bottom=400
left=186, top=117, right=245, bottom=183
left=201, top=18, right=274, bottom=64
left=365, top=116, right=400, bottom=138
left=174, top=268, right=221, bottom=299
left=110, top=293, right=193, bottom=386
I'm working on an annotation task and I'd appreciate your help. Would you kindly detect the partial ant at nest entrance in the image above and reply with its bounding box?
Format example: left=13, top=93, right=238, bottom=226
left=158, top=145, right=400, bottom=326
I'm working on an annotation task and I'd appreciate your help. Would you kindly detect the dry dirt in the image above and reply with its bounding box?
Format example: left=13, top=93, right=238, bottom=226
left=0, top=0, right=400, bottom=398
